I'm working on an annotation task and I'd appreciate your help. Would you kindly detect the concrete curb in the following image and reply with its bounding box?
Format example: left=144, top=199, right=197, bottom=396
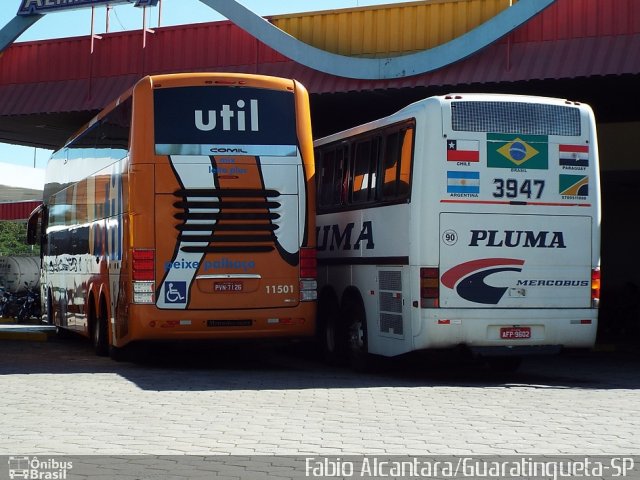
left=0, top=323, right=55, bottom=342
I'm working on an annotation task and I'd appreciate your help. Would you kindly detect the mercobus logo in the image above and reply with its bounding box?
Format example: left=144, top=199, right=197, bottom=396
left=195, top=99, right=259, bottom=132
left=441, top=258, right=525, bottom=305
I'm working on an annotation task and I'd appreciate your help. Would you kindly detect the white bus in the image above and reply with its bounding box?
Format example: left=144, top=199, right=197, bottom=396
left=314, top=93, right=600, bottom=370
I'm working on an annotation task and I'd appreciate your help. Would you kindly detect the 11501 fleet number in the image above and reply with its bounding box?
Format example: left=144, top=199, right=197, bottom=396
left=265, top=284, right=295, bottom=294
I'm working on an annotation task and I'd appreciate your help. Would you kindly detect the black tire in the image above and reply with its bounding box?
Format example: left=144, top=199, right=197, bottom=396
left=16, top=304, right=26, bottom=323
left=46, top=292, right=54, bottom=325
left=5, top=299, right=19, bottom=320
left=317, top=290, right=347, bottom=365
left=109, top=344, right=128, bottom=362
left=93, top=302, right=108, bottom=357
left=342, top=294, right=371, bottom=372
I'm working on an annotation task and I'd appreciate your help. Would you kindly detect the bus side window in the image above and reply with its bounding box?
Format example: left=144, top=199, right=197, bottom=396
left=335, top=146, right=349, bottom=206
left=382, top=131, right=401, bottom=199
left=318, top=149, right=336, bottom=208
left=351, top=138, right=379, bottom=204
left=398, top=127, right=413, bottom=198
left=316, top=145, right=349, bottom=210
left=382, top=127, right=413, bottom=201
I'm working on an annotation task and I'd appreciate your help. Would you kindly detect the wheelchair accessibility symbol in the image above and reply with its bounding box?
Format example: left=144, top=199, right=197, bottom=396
left=165, top=281, right=187, bottom=304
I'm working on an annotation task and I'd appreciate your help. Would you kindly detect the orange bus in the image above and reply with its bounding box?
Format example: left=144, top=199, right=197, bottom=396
left=27, top=73, right=317, bottom=359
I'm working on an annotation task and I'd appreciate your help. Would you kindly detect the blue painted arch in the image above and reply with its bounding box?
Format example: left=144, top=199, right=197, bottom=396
left=198, top=0, right=556, bottom=80
left=0, top=0, right=556, bottom=80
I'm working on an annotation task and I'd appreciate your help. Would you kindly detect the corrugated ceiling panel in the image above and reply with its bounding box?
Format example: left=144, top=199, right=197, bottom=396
left=511, top=0, right=640, bottom=42
left=2, top=31, right=639, bottom=117
left=271, top=0, right=512, bottom=57
left=271, top=33, right=640, bottom=94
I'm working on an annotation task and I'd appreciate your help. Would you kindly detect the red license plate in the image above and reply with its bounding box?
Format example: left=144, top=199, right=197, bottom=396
left=500, top=327, right=531, bottom=339
left=214, top=281, right=243, bottom=292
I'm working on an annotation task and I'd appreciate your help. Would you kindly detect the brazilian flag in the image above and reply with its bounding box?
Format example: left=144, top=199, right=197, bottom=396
left=487, top=133, right=548, bottom=169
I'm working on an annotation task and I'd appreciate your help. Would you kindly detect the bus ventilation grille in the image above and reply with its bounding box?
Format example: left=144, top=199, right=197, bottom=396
left=379, top=270, right=403, bottom=336
left=173, top=188, right=281, bottom=254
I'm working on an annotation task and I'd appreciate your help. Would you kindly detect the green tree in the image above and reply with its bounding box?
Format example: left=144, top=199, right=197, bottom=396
left=0, top=221, right=39, bottom=256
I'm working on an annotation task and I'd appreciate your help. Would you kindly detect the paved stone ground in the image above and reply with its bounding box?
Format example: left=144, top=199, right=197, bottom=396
left=0, top=335, right=638, bottom=457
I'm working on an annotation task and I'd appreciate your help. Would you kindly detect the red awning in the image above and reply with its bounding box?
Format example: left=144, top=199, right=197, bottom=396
left=0, top=201, right=42, bottom=221
left=1, top=32, right=637, bottom=116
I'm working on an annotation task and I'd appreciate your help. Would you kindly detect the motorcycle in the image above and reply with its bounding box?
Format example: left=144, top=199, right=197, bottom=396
left=16, top=284, right=41, bottom=323
left=0, top=286, right=17, bottom=319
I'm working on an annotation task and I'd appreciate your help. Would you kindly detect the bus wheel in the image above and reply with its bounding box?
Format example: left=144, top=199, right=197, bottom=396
left=343, top=295, right=370, bottom=372
left=93, top=304, right=108, bottom=357
left=109, top=345, right=128, bottom=362
left=45, top=291, right=54, bottom=325
left=318, top=290, right=346, bottom=365
left=48, top=293, right=65, bottom=338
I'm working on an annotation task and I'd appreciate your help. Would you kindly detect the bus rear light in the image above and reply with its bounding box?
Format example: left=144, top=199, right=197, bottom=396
left=133, top=249, right=155, bottom=281
left=300, top=248, right=317, bottom=302
left=300, top=279, right=317, bottom=291
left=420, top=267, right=440, bottom=308
left=300, top=248, right=317, bottom=279
left=133, top=249, right=155, bottom=303
left=591, top=267, right=601, bottom=307
left=571, top=319, right=593, bottom=325
left=300, top=287, right=317, bottom=302
left=133, top=281, right=155, bottom=304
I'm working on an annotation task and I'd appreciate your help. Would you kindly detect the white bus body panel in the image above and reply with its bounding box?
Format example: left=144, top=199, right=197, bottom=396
left=439, top=213, right=592, bottom=308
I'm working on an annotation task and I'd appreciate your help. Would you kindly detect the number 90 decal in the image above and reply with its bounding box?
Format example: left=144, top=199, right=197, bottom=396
left=493, top=179, right=545, bottom=199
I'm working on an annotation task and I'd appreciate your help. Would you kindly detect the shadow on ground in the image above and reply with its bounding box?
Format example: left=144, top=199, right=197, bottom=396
left=0, top=333, right=638, bottom=392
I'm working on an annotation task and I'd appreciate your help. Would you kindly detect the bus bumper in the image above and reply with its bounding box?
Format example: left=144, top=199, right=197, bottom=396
left=413, top=308, right=598, bottom=352
left=113, top=303, right=316, bottom=347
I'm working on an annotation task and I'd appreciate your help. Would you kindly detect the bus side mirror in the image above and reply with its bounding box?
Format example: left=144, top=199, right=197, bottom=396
left=26, top=204, right=44, bottom=246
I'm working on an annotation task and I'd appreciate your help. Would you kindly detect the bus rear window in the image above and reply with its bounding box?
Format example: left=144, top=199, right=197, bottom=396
left=451, top=101, right=581, bottom=136
left=154, top=86, right=298, bottom=157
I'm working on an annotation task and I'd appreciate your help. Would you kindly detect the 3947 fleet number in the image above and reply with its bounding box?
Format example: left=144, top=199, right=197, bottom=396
left=493, top=178, right=545, bottom=199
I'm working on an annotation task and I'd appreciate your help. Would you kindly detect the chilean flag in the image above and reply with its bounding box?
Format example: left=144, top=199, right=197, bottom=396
left=559, top=144, right=589, bottom=167
left=447, top=139, right=479, bottom=162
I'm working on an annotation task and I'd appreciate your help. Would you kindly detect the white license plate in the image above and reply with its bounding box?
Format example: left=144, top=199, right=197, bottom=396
left=214, top=281, right=243, bottom=292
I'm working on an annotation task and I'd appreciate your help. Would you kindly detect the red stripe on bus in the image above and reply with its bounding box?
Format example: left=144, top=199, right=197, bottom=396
left=440, top=199, right=592, bottom=207
left=447, top=150, right=480, bottom=162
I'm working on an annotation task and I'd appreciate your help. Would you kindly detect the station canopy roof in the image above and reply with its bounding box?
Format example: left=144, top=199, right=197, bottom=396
left=0, top=163, right=44, bottom=204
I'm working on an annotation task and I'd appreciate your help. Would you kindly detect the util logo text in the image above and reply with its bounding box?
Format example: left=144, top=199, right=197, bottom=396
left=195, top=99, right=259, bottom=132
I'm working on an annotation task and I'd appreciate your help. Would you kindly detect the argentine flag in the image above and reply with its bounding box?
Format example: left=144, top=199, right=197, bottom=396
left=447, top=171, right=480, bottom=194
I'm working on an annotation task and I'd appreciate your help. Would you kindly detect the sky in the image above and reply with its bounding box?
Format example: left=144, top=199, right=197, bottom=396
left=0, top=0, right=405, bottom=169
